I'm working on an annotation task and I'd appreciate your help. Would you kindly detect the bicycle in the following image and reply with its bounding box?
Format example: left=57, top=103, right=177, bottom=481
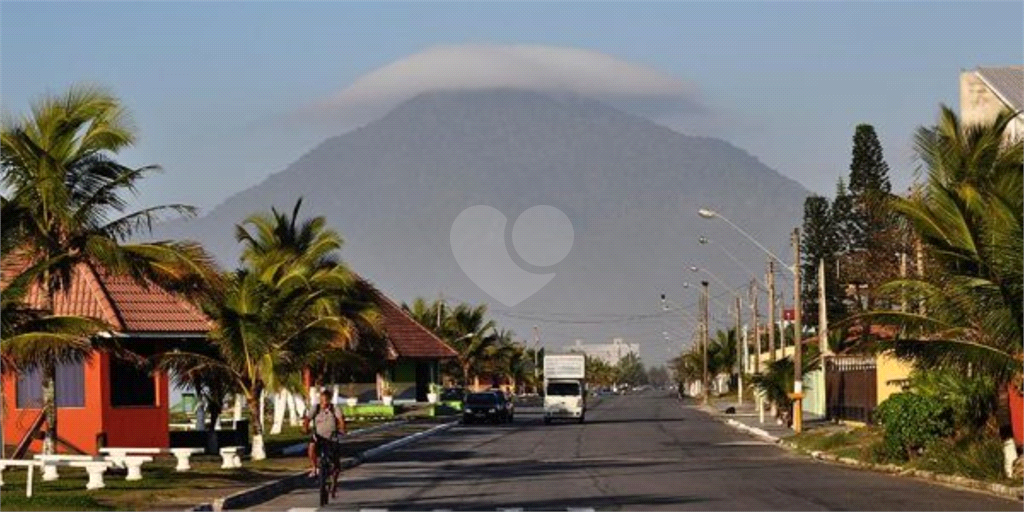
left=314, top=433, right=343, bottom=506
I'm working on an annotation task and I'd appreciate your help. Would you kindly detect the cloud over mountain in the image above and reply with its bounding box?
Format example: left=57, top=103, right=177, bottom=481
left=296, top=45, right=710, bottom=128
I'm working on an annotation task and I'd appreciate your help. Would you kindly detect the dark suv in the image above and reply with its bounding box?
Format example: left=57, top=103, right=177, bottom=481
left=462, top=391, right=514, bottom=424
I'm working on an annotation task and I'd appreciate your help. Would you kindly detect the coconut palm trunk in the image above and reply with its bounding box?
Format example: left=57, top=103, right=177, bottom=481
left=248, top=388, right=267, bottom=460
left=41, top=361, right=57, bottom=454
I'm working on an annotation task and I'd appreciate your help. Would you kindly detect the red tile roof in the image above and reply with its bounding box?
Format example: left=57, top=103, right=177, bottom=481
left=2, top=259, right=211, bottom=334
left=362, top=282, right=458, bottom=360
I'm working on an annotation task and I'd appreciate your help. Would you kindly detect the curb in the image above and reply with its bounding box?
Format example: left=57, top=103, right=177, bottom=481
left=701, top=404, right=1024, bottom=502
left=780, top=440, right=1024, bottom=502
left=359, top=421, right=457, bottom=461
left=192, top=420, right=459, bottom=511
left=724, top=418, right=781, bottom=444
left=280, top=420, right=408, bottom=456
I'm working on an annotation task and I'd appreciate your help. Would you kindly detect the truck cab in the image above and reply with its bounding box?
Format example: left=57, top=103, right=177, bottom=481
left=544, top=379, right=585, bottom=424
left=543, top=354, right=587, bottom=424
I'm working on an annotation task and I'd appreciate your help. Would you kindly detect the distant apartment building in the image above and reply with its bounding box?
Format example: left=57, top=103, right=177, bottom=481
left=960, top=66, right=1023, bottom=140
left=565, top=338, right=639, bottom=365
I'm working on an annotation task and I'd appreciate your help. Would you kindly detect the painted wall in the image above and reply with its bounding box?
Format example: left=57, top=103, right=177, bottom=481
left=1, top=351, right=170, bottom=454
left=960, top=71, right=1023, bottom=141
left=802, top=369, right=825, bottom=417
left=101, top=352, right=171, bottom=448
left=875, top=351, right=912, bottom=405
left=2, top=353, right=105, bottom=454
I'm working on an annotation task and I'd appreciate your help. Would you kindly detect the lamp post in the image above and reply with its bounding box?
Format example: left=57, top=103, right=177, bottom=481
left=532, top=325, right=541, bottom=393
left=700, top=207, right=804, bottom=432
left=689, top=265, right=743, bottom=404
left=791, top=228, right=803, bottom=433
left=698, top=209, right=790, bottom=271
left=662, top=293, right=702, bottom=400
left=699, top=235, right=767, bottom=290
left=701, top=281, right=710, bottom=405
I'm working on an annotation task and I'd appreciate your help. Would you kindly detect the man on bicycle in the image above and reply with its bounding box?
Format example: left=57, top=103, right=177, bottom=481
left=303, top=390, right=347, bottom=494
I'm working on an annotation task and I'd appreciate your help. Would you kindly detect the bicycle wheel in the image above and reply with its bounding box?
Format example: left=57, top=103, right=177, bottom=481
left=318, top=450, right=330, bottom=506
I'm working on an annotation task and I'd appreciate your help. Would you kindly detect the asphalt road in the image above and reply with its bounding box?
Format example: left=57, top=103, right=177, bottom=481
left=253, top=391, right=1019, bottom=511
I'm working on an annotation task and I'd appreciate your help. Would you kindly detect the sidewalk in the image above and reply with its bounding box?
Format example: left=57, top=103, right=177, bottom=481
left=700, top=398, right=830, bottom=442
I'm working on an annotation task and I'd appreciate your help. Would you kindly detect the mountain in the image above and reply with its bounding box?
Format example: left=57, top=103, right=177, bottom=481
left=154, top=89, right=810, bottom=364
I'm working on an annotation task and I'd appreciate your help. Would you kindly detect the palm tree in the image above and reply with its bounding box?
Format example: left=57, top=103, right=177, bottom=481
left=161, top=201, right=380, bottom=459
left=485, top=333, right=526, bottom=392
left=862, top=106, right=1022, bottom=386
left=1, top=270, right=110, bottom=378
left=402, top=298, right=445, bottom=334
left=443, top=303, right=499, bottom=388
left=1, top=86, right=218, bottom=454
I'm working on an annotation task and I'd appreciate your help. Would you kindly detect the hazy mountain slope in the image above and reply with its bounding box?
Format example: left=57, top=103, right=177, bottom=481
left=155, top=89, right=809, bottom=364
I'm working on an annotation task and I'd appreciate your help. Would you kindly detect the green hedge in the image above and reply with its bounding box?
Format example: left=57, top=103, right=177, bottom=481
left=875, top=392, right=953, bottom=461
left=341, top=404, right=396, bottom=418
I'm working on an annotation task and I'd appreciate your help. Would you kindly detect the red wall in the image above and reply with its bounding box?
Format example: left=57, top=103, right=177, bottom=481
left=1, top=351, right=170, bottom=454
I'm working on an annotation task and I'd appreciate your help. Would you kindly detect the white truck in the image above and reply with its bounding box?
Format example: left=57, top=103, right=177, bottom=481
left=543, top=354, right=586, bottom=424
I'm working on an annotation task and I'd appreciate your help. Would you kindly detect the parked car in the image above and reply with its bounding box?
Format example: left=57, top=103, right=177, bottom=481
left=441, top=387, right=465, bottom=402
left=463, top=392, right=514, bottom=424
left=488, top=389, right=515, bottom=417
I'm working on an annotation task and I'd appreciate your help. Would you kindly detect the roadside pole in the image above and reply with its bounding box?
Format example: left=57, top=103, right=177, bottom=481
left=767, top=260, right=776, bottom=362
left=750, top=281, right=760, bottom=375
left=702, top=281, right=710, bottom=406
left=818, top=258, right=829, bottom=418
left=735, top=295, right=743, bottom=405
left=792, top=228, right=803, bottom=434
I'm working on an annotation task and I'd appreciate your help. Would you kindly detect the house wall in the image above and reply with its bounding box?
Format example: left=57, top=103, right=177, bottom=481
left=875, top=351, right=912, bottom=405
left=100, top=352, right=170, bottom=448
left=960, top=71, right=1024, bottom=141
left=1, top=351, right=172, bottom=454
left=2, top=353, right=105, bottom=454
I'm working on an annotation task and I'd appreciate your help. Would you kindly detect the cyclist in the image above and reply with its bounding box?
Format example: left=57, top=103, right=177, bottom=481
left=303, top=390, right=347, bottom=495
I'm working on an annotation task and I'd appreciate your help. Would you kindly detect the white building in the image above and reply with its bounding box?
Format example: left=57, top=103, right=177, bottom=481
left=960, top=66, right=1023, bottom=141
left=565, top=338, right=640, bottom=366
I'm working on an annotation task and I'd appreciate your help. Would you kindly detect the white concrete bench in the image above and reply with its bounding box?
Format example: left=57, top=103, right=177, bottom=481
left=68, top=460, right=115, bottom=490
left=219, top=446, right=243, bottom=469
left=33, top=454, right=97, bottom=481
left=169, top=447, right=205, bottom=471
left=100, top=446, right=205, bottom=472
left=99, top=448, right=161, bottom=480
left=0, top=459, right=43, bottom=497
left=32, top=455, right=113, bottom=490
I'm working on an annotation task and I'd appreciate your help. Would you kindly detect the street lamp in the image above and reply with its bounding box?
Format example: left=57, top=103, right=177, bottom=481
left=699, top=235, right=767, bottom=290
left=699, top=208, right=804, bottom=432
left=697, top=208, right=793, bottom=275
left=661, top=292, right=705, bottom=402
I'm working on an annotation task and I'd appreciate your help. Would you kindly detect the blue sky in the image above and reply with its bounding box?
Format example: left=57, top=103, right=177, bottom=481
left=2, top=2, right=1022, bottom=212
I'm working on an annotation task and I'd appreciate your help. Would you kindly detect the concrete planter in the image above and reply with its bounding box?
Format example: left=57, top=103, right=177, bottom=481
left=382, top=396, right=394, bottom=406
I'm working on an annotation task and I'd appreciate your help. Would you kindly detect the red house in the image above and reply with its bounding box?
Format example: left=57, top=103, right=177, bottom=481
left=1, top=262, right=210, bottom=455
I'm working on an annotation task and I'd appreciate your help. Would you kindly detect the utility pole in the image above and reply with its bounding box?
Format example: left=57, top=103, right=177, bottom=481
left=750, top=281, right=760, bottom=375
left=767, top=260, right=776, bottom=362
left=532, top=326, right=541, bottom=392
left=819, top=258, right=829, bottom=420
left=702, top=281, right=710, bottom=406
left=901, top=251, right=909, bottom=311
left=819, top=258, right=829, bottom=361
left=792, top=228, right=803, bottom=434
left=437, top=292, right=444, bottom=330
left=916, top=237, right=925, bottom=315
left=735, top=295, right=743, bottom=404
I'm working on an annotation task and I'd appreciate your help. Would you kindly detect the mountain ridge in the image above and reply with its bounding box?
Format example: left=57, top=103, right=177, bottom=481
left=154, top=88, right=810, bottom=364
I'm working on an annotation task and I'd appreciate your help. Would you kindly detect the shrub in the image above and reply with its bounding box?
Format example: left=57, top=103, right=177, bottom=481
left=909, top=368, right=998, bottom=433
left=915, top=435, right=1008, bottom=482
left=874, top=392, right=954, bottom=460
